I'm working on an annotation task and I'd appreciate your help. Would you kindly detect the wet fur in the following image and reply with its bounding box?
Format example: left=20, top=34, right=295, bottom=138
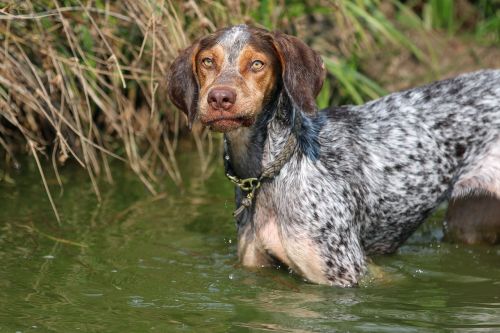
left=168, top=25, right=500, bottom=286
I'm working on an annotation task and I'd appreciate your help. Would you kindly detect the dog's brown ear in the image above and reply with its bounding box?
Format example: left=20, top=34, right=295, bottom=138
left=272, top=32, right=326, bottom=114
left=167, top=43, right=199, bottom=129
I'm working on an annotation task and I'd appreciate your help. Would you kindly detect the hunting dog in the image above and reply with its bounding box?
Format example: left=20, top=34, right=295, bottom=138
left=167, top=25, right=500, bottom=286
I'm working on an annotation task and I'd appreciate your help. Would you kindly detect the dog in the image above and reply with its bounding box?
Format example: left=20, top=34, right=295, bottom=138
left=167, top=25, right=500, bottom=286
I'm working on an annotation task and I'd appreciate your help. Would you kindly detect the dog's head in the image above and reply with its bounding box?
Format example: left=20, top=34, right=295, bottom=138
left=167, top=25, right=325, bottom=132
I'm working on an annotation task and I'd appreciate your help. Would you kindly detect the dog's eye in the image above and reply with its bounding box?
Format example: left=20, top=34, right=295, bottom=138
left=251, top=60, right=264, bottom=71
left=201, top=58, right=214, bottom=69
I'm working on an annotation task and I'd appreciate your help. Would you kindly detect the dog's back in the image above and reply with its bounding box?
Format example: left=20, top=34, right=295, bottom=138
left=318, top=70, right=500, bottom=253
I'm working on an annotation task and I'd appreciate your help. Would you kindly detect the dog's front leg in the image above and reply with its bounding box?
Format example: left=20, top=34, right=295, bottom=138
left=237, top=221, right=272, bottom=268
left=281, top=224, right=367, bottom=287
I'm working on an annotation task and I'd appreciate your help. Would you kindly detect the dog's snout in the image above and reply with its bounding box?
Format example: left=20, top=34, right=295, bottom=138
left=208, top=87, right=236, bottom=111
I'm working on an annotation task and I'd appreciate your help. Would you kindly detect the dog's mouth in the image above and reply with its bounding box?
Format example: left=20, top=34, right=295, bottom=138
left=201, top=113, right=255, bottom=132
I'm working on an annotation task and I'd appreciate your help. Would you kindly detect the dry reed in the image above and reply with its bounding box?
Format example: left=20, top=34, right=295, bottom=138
left=0, top=1, right=254, bottom=197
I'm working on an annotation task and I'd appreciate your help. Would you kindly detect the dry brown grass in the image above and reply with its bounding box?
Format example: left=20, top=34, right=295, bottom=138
left=0, top=1, right=259, bottom=198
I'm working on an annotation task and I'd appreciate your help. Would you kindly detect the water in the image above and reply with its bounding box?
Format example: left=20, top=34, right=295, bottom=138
left=1, top=157, right=499, bottom=332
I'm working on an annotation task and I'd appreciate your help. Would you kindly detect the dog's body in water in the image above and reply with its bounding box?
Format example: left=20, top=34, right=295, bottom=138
left=168, top=25, right=500, bottom=286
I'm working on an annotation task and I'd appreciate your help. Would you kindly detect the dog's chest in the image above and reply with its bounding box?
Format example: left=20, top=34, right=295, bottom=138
left=250, top=189, right=330, bottom=284
left=252, top=194, right=291, bottom=266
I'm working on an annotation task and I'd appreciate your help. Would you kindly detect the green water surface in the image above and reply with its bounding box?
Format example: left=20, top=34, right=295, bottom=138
left=1, top=157, right=499, bottom=333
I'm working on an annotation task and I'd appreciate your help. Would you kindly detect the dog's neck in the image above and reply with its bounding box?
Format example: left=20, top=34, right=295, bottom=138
left=223, top=91, right=324, bottom=182
left=224, top=127, right=264, bottom=179
left=223, top=95, right=294, bottom=180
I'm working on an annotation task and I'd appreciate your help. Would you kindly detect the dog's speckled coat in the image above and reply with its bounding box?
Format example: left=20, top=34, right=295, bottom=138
left=168, top=25, right=500, bottom=286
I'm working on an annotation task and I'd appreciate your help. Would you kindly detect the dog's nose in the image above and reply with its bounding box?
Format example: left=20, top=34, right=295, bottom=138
left=207, top=87, right=236, bottom=111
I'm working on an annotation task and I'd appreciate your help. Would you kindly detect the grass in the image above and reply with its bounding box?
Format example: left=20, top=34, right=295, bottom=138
left=0, top=0, right=498, bottom=222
